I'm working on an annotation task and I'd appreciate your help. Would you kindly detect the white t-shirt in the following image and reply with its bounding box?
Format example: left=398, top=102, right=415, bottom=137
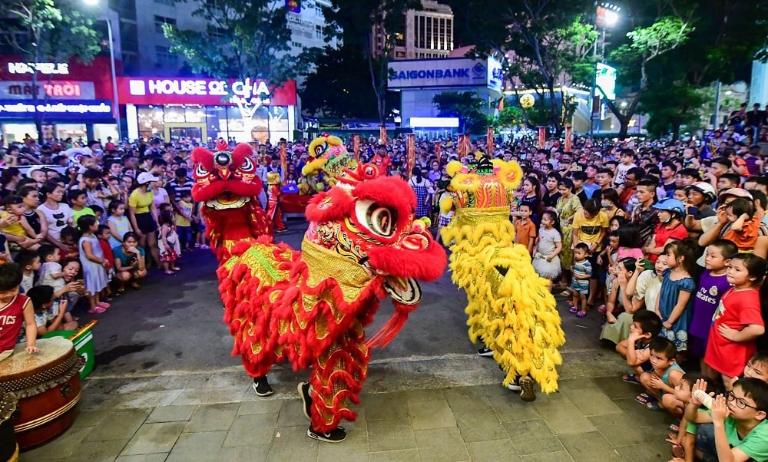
left=152, top=187, right=170, bottom=209
left=634, top=270, right=661, bottom=311
left=615, top=162, right=636, bottom=186
left=37, top=203, right=73, bottom=241
left=40, top=262, right=64, bottom=290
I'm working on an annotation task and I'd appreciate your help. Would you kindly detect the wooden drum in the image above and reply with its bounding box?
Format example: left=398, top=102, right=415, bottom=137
left=0, top=337, right=84, bottom=450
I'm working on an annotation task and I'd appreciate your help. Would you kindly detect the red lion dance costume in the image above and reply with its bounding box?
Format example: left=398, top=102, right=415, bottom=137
left=191, top=139, right=446, bottom=442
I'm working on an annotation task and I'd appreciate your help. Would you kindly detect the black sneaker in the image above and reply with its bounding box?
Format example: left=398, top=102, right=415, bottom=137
left=477, top=347, right=493, bottom=357
left=298, top=382, right=312, bottom=420
left=307, top=426, right=346, bottom=443
left=252, top=376, right=274, bottom=397
left=519, top=376, right=536, bottom=402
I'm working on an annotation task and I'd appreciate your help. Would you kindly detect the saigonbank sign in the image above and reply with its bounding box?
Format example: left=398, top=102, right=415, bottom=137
left=388, top=58, right=503, bottom=91
left=116, top=77, right=297, bottom=106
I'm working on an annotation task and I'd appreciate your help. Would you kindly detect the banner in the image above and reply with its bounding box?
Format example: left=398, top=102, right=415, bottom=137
left=406, top=134, right=416, bottom=179
left=279, top=142, right=287, bottom=178
left=486, top=127, right=494, bottom=156
left=538, top=127, right=547, bottom=149
left=352, top=134, right=360, bottom=162
left=435, top=142, right=441, bottom=157
left=379, top=125, right=388, bottom=145
left=462, top=135, right=472, bottom=158
left=564, top=126, right=573, bottom=152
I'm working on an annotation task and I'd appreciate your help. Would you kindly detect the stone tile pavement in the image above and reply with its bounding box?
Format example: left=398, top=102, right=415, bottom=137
left=22, top=372, right=676, bottom=461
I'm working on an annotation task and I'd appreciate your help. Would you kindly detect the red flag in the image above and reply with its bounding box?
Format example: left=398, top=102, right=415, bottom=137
left=538, top=127, right=546, bottom=149
left=497, top=97, right=505, bottom=111
left=379, top=126, right=388, bottom=145
left=564, top=125, right=573, bottom=152
left=486, top=127, right=494, bottom=156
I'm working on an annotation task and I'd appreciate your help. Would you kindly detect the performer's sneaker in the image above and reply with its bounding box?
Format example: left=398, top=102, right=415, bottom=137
left=252, top=376, right=274, bottom=397
left=504, top=379, right=522, bottom=392
left=307, top=426, right=346, bottom=443
left=298, top=382, right=312, bottom=420
left=519, top=376, right=536, bottom=402
left=477, top=347, right=493, bottom=357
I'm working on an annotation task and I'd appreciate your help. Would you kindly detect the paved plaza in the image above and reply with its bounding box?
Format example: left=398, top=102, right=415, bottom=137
left=21, top=223, right=675, bottom=462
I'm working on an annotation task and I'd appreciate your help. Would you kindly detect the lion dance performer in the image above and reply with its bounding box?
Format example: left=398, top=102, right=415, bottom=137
left=440, top=156, right=565, bottom=402
left=192, top=138, right=446, bottom=442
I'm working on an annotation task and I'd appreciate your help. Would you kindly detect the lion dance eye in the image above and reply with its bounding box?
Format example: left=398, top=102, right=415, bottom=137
left=240, top=157, right=255, bottom=173
left=195, top=164, right=209, bottom=179
left=355, top=200, right=397, bottom=238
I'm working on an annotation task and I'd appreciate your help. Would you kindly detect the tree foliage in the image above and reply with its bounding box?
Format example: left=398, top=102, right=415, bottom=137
left=447, top=0, right=596, bottom=135
left=321, top=0, right=420, bottom=124
left=433, top=92, right=487, bottom=134
left=300, top=46, right=398, bottom=119
left=489, top=106, right=525, bottom=130
left=162, top=0, right=319, bottom=83
left=638, top=80, right=707, bottom=139
left=3, top=0, right=101, bottom=64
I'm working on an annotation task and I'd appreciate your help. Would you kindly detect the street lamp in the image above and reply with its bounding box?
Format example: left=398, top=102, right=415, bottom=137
left=83, top=0, right=121, bottom=140
left=589, top=2, right=621, bottom=137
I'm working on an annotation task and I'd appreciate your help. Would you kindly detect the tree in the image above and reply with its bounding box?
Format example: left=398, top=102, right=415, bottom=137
left=322, top=0, right=420, bottom=125
left=638, top=80, right=706, bottom=139
left=300, top=46, right=398, bottom=119
left=600, top=16, right=692, bottom=139
left=489, top=106, right=524, bottom=131
left=3, top=0, right=101, bottom=140
left=162, top=0, right=318, bottom=83
left=446, top=0, right=597, bottom=136
left=433, top=92, right=487, bottom=134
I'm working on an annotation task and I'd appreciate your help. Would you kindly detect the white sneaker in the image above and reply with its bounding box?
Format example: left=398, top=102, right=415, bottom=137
left=504, top=380, right=521, bottom=392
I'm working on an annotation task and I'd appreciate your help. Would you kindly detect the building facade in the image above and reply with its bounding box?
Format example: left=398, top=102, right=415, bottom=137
left=372, top=0, right=454, bottom=60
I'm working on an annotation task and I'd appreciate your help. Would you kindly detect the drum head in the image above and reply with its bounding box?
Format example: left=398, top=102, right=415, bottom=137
left=0, top=337, right=76, bottom=391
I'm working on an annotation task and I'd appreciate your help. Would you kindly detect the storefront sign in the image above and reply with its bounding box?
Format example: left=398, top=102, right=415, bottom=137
left=388, top=58, right=502, bottom=90
left=596, top=63, right=617, bottom=100
left=7, top=62, right=70, bottom=75
left=0, top=81, right=95, bottom=100
left=0, top=99, right=113, bottom=120
left=117, top=77, right=296, bottom=106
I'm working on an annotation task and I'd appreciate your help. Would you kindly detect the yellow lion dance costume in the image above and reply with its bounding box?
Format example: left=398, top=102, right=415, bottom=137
left=440, top=156, right=565, bottom=400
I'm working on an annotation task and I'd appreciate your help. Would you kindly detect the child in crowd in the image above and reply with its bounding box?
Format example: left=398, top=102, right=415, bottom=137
left=1, top=195, right=42, bottom=250
left=113, top=232, right=147, bottom=290
left=175, top=190, right=194, bottom=251
left=604, top=258, right=636, bottom=324
left=568, top=242, right=592, bottom=318
left=655, top=240, right=697, bottom=355
left=514, top=203, right=537, bottom=255
left=685, top=377, right=768, bottom=462
left=26, top=285, right=77, bottom=335
left=621, top=310, right=663, bottom=370
left=77, top=215, right=110, bottom=314
left=69, top=189, right=95, bottom=224
left=532, top=209, right=562, bottom=280
left=97, top=225, right=115, bottom=296
left=596, top=231, right=619, bottom=318
left=722, top=197, right=760, bottom=251
left=0, top=263, right=37, bottom=360
left=689, top=240, right=737, bottom=366
left=15, top=249, right=40, bottom=294
left=59, top=226, right=79, bottom=260
left=667, top=373, right=712, bottom=462
left=193, top=201, right=209, bottom=249
left=637, top=337, right=685, bottom=411
left=704, top=253, right=767, bottom=390
left=38, top=245, right=81, bottom=318
left=571, top=199, right=608, bottom=310
left=158, top=210, right=181, bottom=275
left=106, top=200, right=133, bottom=249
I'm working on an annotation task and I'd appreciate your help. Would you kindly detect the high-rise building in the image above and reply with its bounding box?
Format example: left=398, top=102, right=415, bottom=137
left=372, top=0, right=454, bottom=60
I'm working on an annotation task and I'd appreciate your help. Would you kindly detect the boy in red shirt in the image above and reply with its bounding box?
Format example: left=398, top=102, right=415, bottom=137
left=0, top=262, right=38, bottom=361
